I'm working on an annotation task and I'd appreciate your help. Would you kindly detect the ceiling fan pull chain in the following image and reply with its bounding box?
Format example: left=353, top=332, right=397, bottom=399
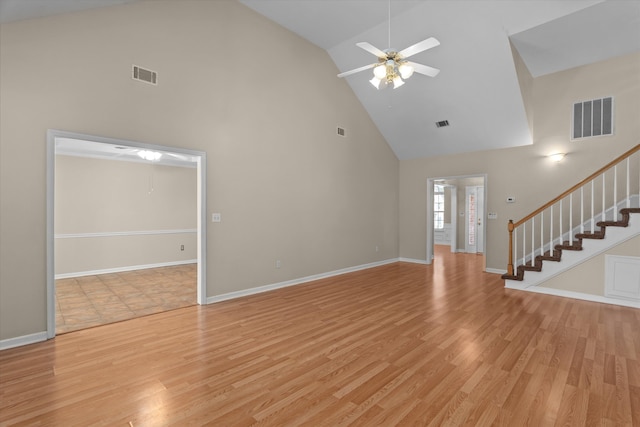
left=388, top=0, right=391, bottom=49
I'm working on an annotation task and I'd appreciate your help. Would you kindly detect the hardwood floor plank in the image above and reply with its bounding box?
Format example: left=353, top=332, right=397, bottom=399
left=1, top=248, right=639, bottom=426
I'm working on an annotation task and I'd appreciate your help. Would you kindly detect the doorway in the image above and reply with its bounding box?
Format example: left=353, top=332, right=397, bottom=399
left=46, top=130, right=207, bottom=338
left=427, top=174, right=487, bottom=267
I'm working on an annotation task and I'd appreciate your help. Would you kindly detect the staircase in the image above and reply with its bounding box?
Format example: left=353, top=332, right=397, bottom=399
left=502, top=144, right=640, bottom=293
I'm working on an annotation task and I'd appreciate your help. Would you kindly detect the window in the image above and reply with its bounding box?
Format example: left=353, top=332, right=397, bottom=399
left=434, top=184, right=445, bottom=230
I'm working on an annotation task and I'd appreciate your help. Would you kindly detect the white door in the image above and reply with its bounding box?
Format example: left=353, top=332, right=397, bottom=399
left=465, top=186, right=484, bottom=254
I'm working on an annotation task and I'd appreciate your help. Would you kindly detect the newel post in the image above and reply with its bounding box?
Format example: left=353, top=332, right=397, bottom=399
left=507, top=220, right=514, bottom=276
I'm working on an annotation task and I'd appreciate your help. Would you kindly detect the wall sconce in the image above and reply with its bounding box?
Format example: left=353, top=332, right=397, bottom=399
left=548, top=153, right=565, bottom=162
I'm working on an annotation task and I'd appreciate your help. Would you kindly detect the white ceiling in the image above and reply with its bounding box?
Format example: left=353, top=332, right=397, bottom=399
left=56, top=138, right=198, bottom=168
left=2, top=0, right=639, bottom=160
left=240, top=0, right=640, bottom=159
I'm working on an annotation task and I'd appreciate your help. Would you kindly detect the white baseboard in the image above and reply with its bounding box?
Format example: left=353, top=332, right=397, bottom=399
left=0, top=331, right=48, bottom=351
left=55, top=259, right=197, bottom=279
left=504, top=282, right=640, bottom=309
left=398, top=257, right=428, bottom=265
left=485, top=268, right=507, bottom=275
left=207, top=258, right=400, bottom=304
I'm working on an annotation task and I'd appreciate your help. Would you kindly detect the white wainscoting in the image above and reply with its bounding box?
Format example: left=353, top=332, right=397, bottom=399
left=605, top=255, right=640, bottom=302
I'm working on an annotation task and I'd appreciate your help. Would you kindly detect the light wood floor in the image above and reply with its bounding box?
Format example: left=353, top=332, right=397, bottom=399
left=55, top=264, right=197, bottom=334
left=1, top=248, right=639, bottom=426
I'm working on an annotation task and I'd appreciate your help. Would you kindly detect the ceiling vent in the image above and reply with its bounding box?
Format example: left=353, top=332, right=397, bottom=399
left=436, top=120, right=449, bottom=128
left=337, top=127, right=346, bottom=137
left=132, top=65, right=158, bottom=85
left=572, top=97, right=613, bottom=139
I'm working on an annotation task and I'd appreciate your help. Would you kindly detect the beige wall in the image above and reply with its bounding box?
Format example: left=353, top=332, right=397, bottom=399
left=55, top=155, right=197, bottom=274
left=0, top=1, right=399, bottom=341
left=400, top=52, right=640, bottom=270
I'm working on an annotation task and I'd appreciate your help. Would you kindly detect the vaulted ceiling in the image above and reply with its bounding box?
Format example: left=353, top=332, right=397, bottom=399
left=240, top=0, right=640, bottom=160
left=1, top=0, right=639, bottom=160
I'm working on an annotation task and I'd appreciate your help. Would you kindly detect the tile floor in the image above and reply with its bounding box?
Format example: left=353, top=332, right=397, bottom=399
left=55, top=264, right=197, bottom=334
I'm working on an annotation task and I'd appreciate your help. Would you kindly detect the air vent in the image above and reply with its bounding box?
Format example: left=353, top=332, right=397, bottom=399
left=436, top=120, right=449, bottom=128
left=572, top=97, right=613, bottom=139
left=337, top=127, right=346, bottom=137
left=132, top=65, right=158, bottom=85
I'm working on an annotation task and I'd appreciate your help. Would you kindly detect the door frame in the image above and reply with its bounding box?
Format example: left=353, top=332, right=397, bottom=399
left=46, top=129, right=207, bottom=339
left=427, top=174, right=487, bottom=266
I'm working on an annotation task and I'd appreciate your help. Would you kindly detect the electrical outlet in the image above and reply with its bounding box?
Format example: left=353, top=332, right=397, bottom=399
left=212, top=213, right=221, bottom=222
left=375, top=246, right=379, bottom=252
left=276, top=260, right=281, bottom=269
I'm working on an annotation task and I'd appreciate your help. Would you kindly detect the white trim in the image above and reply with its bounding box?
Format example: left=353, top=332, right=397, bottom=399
left=0, top=331, right=48, bottom=351
left=55, top=259, right=197, bottom=279
left=55, top=229, right=197, bottom=239
left=207, top=259, right=399, bottom=304
left=450, top=186, right=457, bottom=253
left=398, top=257, right=429, bottom=265
left=505, top=282, right=640, bottom=309
left=46, top=131, right=56, bottom=338
left=485, top=268, right=507, bottom=275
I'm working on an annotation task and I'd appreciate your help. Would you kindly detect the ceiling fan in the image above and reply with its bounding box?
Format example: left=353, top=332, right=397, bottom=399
left=337, top=1, right=440, bottom=89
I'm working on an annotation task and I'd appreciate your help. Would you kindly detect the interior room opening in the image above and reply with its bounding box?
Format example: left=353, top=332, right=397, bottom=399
left=427, top=174, right=487, bottom=270
left=46, top=131, right=207, bottom=336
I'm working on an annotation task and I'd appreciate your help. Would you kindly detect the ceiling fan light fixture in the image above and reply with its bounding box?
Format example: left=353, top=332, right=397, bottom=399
left=369, top=76, right=382, bottom=89
left=398, top=62, right=414, bottom=79
left=373, top=64, right=387, bottom=79
left=392, top=75, right=405, bottom=89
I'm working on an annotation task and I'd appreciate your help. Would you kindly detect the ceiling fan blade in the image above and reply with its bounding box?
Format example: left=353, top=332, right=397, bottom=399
left=356, top=42, right=387, bottom=58
left=398, top=37, right=440, bottom=59
left=337, top=62, right=378, bottom=78
left=406, top=61, right=440, bottom=77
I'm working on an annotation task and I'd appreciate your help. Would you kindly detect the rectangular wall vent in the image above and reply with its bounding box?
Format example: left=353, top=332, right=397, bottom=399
left=436, top=120, right=449, bottom=128
left=337, top=127, right=346, bottom=137
left=132, top=65, right=158, bottom=85
left=572, top=97, right=613, bottom=139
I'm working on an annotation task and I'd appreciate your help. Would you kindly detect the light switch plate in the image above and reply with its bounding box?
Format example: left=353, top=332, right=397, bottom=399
left=212, top=213, right=221, bottom=222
